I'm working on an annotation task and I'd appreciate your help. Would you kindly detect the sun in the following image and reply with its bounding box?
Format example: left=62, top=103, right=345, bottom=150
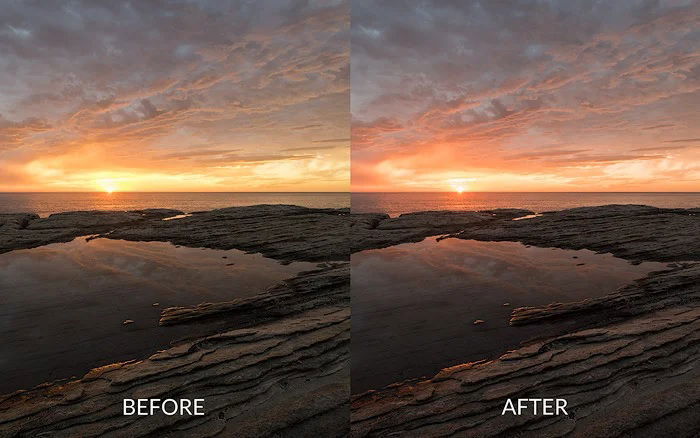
left=97, top=179, right=118, bottom=194
left=448, top=178, right=474, bottom=194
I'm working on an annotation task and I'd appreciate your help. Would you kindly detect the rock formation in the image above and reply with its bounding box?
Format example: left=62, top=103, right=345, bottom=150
left=2, top=204, right=698, bottom=437
left=350, top=205, right=700, bottom=437
left=0, top=205, right=352, bottom=437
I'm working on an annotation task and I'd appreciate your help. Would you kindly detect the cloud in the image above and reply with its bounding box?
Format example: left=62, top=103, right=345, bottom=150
left=352, top=0, right=700, bottom=191
left=641, top=123, right=675, bottom=130
left=632, top=145, right=691, bottom=152
left=0, top=116, right=51, bottom=151
left=0, top=0, right=350, bottom=191
left=311, top=138, right=350, bottom=143
left=505, top=149, right=590, bottom=160
left=664, top=138, right=700, bottom=143
left=291, top=124, right=323, bottom=130
left=282, top=145, right=340, bottom=152
left=157, top=149, right=242, bottom=160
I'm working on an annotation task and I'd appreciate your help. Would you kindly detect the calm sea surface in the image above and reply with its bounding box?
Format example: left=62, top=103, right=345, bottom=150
left=0, top=192, right=349, bottom=217
left=2, top=192, right=698, bottom=217
left=353, top=192, right=700, bottom=216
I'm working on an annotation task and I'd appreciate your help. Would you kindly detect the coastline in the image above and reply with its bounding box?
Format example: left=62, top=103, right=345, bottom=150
left=350, top=204, right=700, bottom=437
left=0, top=205, right=351, bottom=437
left=1, top=204, right=699, bottom=436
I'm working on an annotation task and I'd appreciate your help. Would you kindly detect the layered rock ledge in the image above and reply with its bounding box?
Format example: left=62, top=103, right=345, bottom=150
left=1, top=204, right=351, bottom=262
left=2, top=204, right=698, bottom=436
left=350, top=204, right=700, bottom=437
left=1, top=305, right=349, bottom=438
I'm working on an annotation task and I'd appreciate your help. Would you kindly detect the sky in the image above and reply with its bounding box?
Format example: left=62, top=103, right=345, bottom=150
left=0, top=0, right=349, bottom=192
left=352, top=0, right=700, bottom=192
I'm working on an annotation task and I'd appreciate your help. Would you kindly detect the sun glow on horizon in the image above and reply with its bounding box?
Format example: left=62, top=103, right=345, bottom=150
left=97, top=179, right=118, bottom=194
left=448, top=178, right=474, bottom=194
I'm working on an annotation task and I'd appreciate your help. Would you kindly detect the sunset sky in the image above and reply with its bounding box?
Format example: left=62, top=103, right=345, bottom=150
left=0, top=1, right=348, bottom=192
left=352, top=0, right=700, bottom=192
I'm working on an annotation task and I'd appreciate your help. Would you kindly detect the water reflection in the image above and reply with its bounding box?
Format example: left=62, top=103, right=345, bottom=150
left=351, top=237, right=668, bottom=393
left=0, top=237, right=315, bottom=394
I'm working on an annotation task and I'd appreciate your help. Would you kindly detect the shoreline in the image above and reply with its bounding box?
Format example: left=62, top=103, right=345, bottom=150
left=0, top=204, right=351, bottom=437
left=1, top=203, right=698, bottom=436
left=350, top=204, right=700, bottom=437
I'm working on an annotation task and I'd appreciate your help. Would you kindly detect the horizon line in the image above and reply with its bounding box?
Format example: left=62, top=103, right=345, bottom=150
left=0, top=191, right=350, bottom=194
left=351, top=191, right=700, bottom=194
left=1, top=191, right=699, bottom=194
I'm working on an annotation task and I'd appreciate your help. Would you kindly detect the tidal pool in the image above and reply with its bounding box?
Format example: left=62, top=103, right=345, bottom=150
left=0, top=237, right=315, bottom=394
left=351, top=237, right=668, bottom=393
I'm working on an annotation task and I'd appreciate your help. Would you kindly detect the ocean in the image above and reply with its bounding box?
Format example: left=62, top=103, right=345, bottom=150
left=0, top=192, right=350, bottom=217
left=2, top=192, right=698, bottom=218
left=352, top=192, right=700, bottom=216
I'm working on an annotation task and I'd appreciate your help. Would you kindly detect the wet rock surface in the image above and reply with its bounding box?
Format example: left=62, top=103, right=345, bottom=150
left=453, top=204, right=700, bottom=263
left=1, top=205, right=352, bottom=262
left=350, top=209, right=531, bottom=252
left=0, top=306, right=350, bottom=438
left=352, top=303, right=700, bottom=438
left=2, top=204, right=699, bottom=436
left=159, top=263, right=349, bottom=327
left=106, top=204, right=352, bottom=262
left=0, top=209, right=182, bottom=255
left=0, top=205, right=352, bottom=437
left=350, top=204, right=700, bottom=437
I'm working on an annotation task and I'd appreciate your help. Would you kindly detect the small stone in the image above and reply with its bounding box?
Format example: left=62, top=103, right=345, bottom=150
left=152, top=303, right=159, bottom=306
left=473, top=319, right=485, bottom=325
left=123, top=319, right=134, bottom=325
left=502, top=303, right=510, bottom=306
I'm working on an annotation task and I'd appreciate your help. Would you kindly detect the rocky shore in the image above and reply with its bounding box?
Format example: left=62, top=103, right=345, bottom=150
left=0, top=205, right=351, bottom=437
left=351, top=205, right=700, bottom=437
left=2, top=204, right=698, bottom=437
left=1, top=204, right=351, bottom=262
